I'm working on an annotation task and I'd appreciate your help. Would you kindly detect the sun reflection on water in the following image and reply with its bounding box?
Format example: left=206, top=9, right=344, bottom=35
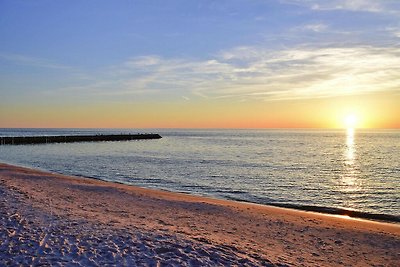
left=345, top=128, right=355, bottom=165
left=341, top=128, right=359, bottom=190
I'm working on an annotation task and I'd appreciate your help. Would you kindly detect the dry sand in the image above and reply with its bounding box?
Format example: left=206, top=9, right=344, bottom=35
left=1, top=163, right=399, bottom=266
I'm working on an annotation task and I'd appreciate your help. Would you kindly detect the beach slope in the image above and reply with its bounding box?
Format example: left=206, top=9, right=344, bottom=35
left=0, top=163, right=399, bottom=266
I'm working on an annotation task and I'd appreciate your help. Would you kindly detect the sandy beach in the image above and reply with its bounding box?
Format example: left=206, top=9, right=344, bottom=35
left=0, top=163, right=399, bottom=266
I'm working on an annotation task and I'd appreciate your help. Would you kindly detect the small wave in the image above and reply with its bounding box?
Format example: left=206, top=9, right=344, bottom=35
left=245, top=200, right=400, bottom=223
left=223, top=195, right=399, bottom=224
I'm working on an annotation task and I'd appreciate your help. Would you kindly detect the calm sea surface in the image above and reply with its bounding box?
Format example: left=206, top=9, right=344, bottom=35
left=0, top=128, right=399, bottom=219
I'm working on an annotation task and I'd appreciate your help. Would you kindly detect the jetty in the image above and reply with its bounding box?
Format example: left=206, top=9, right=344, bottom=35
left=0, top=134, right=162, bottom=145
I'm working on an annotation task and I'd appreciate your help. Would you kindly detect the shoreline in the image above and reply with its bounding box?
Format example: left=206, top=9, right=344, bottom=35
left=1, top=162, right=399, bottom=266
left=4, top=161, right=399, bottom=225
left=225, top=197, right=400, bottom=224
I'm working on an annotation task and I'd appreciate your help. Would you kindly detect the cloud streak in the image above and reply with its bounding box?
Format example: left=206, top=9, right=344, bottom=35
left=282, top=0, right=400, bottom=14
left=54, top=45, right=400, bottom=103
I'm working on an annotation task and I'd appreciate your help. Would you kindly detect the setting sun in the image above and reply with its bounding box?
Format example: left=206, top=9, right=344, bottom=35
left=344, top=114, right=358, bottom=129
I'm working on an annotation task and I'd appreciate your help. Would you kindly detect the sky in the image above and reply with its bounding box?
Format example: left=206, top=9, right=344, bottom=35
left=0, top=0, right=399, bottom=129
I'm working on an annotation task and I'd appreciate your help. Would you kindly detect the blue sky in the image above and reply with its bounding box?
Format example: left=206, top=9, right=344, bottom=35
left=1, top=0, right=399, bottom=127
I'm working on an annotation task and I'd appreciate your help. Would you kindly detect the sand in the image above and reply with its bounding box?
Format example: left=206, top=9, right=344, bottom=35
left=0, top=163, right=399, bottom=266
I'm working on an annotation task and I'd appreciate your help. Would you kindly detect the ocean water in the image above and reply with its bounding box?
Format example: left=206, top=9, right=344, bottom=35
left=0, top=128, right=399, bottom=220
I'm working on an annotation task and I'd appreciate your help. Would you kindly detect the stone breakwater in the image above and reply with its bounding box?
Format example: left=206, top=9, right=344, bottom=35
left=0, top=134, right=162, bottom=145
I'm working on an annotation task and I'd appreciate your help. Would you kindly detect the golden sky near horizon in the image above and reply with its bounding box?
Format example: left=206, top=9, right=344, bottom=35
left=1, top=92, right=399, bottom=129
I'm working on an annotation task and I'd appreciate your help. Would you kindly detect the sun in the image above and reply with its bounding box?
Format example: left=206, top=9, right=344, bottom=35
left=344, top=114, right=358, bottom=129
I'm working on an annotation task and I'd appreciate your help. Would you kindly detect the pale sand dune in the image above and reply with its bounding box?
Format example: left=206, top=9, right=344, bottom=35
left=0, top=163, right=399, bottom=266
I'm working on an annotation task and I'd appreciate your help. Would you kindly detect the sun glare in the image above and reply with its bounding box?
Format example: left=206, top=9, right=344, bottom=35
left=344, top=114, right=358, bottom=129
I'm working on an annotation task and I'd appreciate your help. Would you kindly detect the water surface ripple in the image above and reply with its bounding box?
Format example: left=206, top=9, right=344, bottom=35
left=0, top=128, right=399, bottom=220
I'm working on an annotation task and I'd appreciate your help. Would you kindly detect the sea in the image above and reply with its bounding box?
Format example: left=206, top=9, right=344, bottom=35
left=0, top=128, right=399, bottom=221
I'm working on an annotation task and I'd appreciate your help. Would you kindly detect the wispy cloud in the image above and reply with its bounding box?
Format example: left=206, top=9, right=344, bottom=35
left=310, top=0, right=384, bottom=12
left=282, top=0, right=399, bottom=14
left=202, top=45, right=400, bottom=101
left=53, top=44, right=400, bottom=102
left=386, top=27, right=400, bottom=38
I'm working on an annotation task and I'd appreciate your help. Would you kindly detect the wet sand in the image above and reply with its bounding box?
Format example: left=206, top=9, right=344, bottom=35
left=1, top=163, right=399, bottom=266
